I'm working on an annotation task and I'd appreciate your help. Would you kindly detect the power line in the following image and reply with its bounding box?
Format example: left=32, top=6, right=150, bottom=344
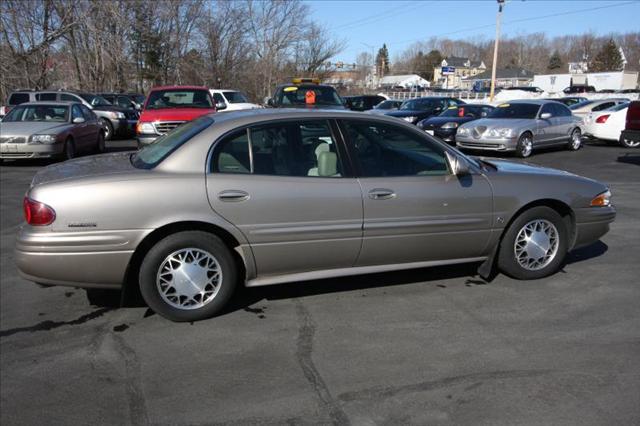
left=387, top=1, right=639, bottom=46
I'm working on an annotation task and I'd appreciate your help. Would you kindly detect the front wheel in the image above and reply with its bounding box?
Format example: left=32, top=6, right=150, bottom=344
left=497, top=206, right=569, bottom=280
left=100, top=118, right=114, bottom=141
left=138, top=231, right=237, bottom=322
left=515, top=133, right=533, bottom=158
left=63, top=138, right=76, bottom=161
left=567, top=128, right=582, bottom=151
left=96, top=130, right=106, bottom=153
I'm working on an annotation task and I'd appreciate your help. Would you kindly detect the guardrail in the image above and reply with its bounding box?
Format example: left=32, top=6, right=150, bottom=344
left=382, top=91, right=490, bottom=101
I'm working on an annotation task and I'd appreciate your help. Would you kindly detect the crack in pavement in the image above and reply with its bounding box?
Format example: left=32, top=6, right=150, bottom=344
left=294, top=299, right=350, bottom=426
left=0, top=307, right=113, bottom=338
left=338, top=369, right=553, bottom=402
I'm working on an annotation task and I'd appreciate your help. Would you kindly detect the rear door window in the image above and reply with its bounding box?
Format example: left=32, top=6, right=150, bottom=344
left=8, top=93, right=30, bottom=105
left=36, top=93, right=58, bottom=101
left=72, top=105, right=84, bottom=122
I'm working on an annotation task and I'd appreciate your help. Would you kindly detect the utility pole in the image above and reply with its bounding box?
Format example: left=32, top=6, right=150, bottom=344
left=489, top=0, right=505, bottom=102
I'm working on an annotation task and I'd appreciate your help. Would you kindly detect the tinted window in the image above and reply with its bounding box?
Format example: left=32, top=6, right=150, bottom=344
left=8, top=93, right=30, bottom=105
left=212, top=93, right=225, bottom=104
left=72, top=105, right=84, bottom=121
left=555, top=103, right=571, bottom=117
left=222, top=91, right=249, bottom=103
left=79, top=94, right=112, bottom=106
left=400, top=98, right=438, bottom=111
left=117, top=96, right=132, bottom=108
left=592, top=102, right=615, bottom=112
left=374, top=100, right=399, bottom=110
left=132, top=116, right=214, bottom=169
left=489, top=103, right=540, bottom=119
left=61, top=93, right=80, bottom=102
left=343, top=120, right=449, bottom=177
left=36, top=93, right=57, bottom=101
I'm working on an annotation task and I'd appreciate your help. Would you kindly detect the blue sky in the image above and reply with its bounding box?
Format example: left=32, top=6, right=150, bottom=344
left=306, top=0, right=640, bottom=62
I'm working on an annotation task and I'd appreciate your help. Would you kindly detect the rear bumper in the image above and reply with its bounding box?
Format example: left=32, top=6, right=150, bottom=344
left=572, top=205, right=616, bottom=249
left=0, top=142, right=64, bottom=159
left=15, top=226, right=151, bottom=288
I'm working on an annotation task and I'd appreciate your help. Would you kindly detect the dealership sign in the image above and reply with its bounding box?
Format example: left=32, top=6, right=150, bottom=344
left=441, top=66, right=456, bottom=75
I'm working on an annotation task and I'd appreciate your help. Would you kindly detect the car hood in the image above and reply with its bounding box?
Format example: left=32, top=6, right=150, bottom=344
left=139, top=108, right=215, bottom=122
left=462, top=118, right=533, bottom=129
left=481, top=158, right=575, bottom=177
left=0, top=121, right=69, bottom=136
left=31, top=151, right=140, bottom=187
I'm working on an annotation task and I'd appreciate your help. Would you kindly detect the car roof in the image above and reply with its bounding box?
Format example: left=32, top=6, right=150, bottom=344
left=149, top=85, right=210, bottom=91
left=16, top=101, right=76, bottom=107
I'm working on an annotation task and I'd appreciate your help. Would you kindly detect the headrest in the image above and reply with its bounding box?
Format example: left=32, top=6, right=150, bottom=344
left=317, top=151, right=337, bottom=177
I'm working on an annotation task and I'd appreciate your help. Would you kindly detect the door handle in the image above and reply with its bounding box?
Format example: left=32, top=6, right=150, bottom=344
left=218, top=190, right=250, bottom=202
left=368, top=188, right=396, bottom=200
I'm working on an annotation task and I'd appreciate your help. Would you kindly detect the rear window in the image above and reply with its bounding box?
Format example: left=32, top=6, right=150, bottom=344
left=8, top=93, right=30, bottom=105
left=223, top=91, right=249, bottom=103
left=275, top=85, right=342, bottom=107
left=131, top=116, right=214, bottom=169
left=146, top=89, right=213, bottom=110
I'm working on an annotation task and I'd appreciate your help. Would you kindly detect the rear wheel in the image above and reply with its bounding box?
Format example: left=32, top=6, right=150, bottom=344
left=96, top=130, right=106, bottom=153
left=619, top=133, right=640, bottom=148
left=63, top=138, right=76, bottom=160
left=515, top=133, right=533, bottom=158
left=567, top=128, right=582, bottom=151
left=138, top=231, right=237, bottom=322
left=497, top=206, right=569, bottom=280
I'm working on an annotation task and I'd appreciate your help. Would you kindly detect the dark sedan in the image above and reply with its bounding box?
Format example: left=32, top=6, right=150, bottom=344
left=344, top=95, right=386, bottom=111
left=385, top=97, right=465, bottom=124
left=417, top=104, right=494, bottom=144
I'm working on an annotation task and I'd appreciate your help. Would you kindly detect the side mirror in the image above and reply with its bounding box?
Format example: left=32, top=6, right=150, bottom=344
left=216, top=102, right=227, bottom=110
left=73, top=117, right=85, bottom=124
left=540, top=112, right=552, bottom=120
left=445, top=151, right=470, bottom=176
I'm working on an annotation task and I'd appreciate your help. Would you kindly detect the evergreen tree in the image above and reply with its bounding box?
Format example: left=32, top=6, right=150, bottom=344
left=375, top=44, right=390, bottom=76
left=547, top=50, right=563, bottom=70
left=590, top=38, right=624, bottom=72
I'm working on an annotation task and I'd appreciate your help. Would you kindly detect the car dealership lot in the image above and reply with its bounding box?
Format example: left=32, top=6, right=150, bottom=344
left=1, top=140, right=639, bottom=425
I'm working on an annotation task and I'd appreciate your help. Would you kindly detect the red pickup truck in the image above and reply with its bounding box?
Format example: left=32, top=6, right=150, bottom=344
left=136, top=86, right=216, bottom=147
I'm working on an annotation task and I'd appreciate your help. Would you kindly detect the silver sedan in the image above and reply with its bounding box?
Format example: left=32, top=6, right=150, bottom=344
left=16, top=109, right=615, bottom=321
left=456, top=100, right=583, bottom=157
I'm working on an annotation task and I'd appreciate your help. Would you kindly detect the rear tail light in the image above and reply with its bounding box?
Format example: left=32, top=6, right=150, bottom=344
left=23, top=197, right=56, bottom=226
left=595, top=114, right=610, bottom=123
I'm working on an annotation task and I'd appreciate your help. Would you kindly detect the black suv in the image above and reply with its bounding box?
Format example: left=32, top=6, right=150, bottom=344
left=32, top=91, right=137, bottom=140
left=385, top=97, right=466, bottom=124
left=99, top=93, right=145, bottom=111
left=344, top=95, right=387, bottom=111
left=268, top=79, right=345, bottom=109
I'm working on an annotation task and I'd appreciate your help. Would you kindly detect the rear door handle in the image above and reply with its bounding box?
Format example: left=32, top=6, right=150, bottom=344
left=218, top=190, right=250, bottom=202
left=368, top=188, right=396, bottom=200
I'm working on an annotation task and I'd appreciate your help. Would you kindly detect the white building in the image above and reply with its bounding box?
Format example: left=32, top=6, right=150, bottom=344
left=378, top=74, right=430, bottom=89
left=533, top=71, right=639, bottom=93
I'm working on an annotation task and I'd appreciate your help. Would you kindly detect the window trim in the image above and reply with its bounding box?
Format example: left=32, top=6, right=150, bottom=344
left=208, top=118, right=354, bottom=178
left=336, top=117, right=457, bottom=178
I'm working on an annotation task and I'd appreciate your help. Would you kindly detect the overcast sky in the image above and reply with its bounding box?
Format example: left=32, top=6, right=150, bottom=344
left=306, top=0, right=640, bottom=63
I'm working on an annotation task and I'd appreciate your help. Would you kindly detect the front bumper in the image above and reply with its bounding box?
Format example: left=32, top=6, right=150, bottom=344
left=15, top=226, right=151, bottom=288
left=572, top=205, right=616, bottom=249
left=456, top=135, right=518, bottom=152
left=136, top=134, right=159, bottom=147
left=0, top=142, right=64, bottom=159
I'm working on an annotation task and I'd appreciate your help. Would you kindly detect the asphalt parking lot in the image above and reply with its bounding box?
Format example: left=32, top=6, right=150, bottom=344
left=1, top=139, right=639, bottom=425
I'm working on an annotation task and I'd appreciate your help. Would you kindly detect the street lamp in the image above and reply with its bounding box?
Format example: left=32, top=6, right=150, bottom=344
left=489, top=0, right=505, bottom=102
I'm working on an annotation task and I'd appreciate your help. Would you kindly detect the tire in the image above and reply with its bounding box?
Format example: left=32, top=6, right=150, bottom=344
left=497, top=206, right=569, bottom=280
left=515, top=132, right=533, bottom=158
left=100, top=118, right=114, bottom=141
left=63, top=138, right=76, bottom=160
left=96, top=130, right=106, bottom=153
left=138, top=231, right=237, bottom=322
left=619, top=133, right=640, bottom=148
left=567, top=128, right=582, bottom=151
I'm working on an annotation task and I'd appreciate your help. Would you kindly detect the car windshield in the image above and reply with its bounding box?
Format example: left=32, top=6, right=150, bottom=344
left=399, top=99, right=435, bottom=111
left=488, top=103, right=540, bottom=119
left=146, top=89, right=214, bottom=109
left=79, top=94, right=112, bottom=106
left=2, top=104, right=69, bottom=122
left=374, top=100, right=397, bottom=110
left=222, top=91, right=249, bottom=103
left=132, top=95, right=145, bottom=104
left=131, top=116, right=214, bottom=169
left=569, top=100, right=594, bottom=110
left=276, top=85, right=343, bottom=106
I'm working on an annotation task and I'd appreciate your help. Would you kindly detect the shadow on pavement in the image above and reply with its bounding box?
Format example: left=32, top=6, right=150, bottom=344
left=617, top=153, right=640, bottom=166
left=565, top=240, right=608, bottom=265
